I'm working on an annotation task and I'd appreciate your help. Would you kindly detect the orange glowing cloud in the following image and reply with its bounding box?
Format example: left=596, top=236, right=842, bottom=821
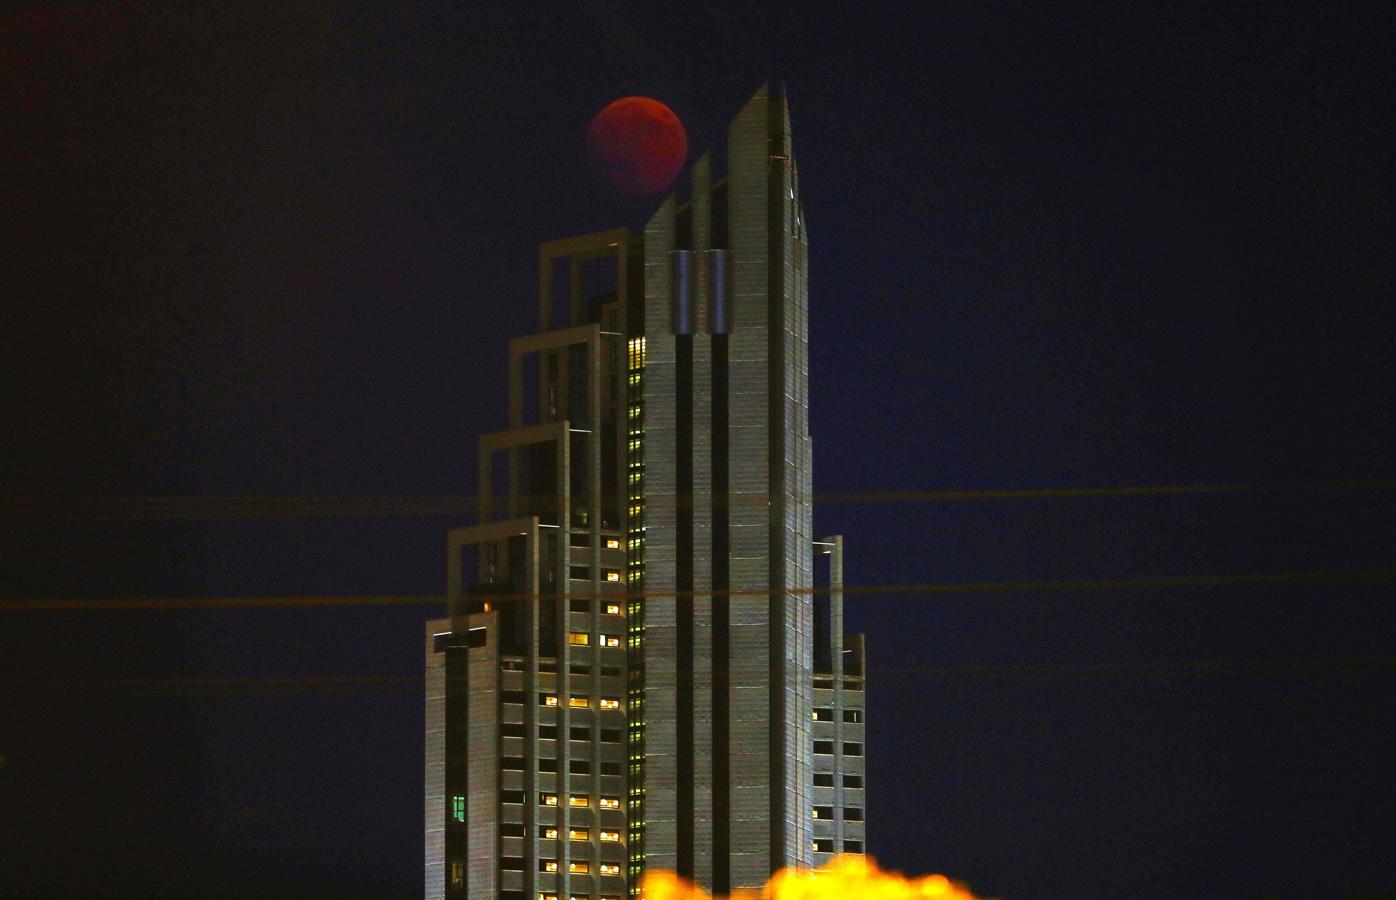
left=642, top=855, right=985, bottom=900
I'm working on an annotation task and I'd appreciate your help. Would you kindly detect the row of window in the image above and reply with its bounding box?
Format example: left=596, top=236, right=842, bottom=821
left=503, top=758, right=623, bottom=776
left=569, top=566, right=623, bottom=583
left=503, top=661, right=624, bottom=677
left=813, top=839, right=864, bottom=854
left=813, top=740, right=863, bottom=756
left=568, top=600, right=624, bottom=615
left=812, top=708, right=863, bottom=723
left=500, top=691, right=623, bottom=711
left=812, top=806, right=863, bottom=821
left=508, top=859, right=623, bottom=876
left=568, top=535, right=623, bottom=550
left=567, top=632, right=623, bottom=648
left=532, top=825, right=622, bottom=841
left=813, top=678, right=864, bottom=691
left=501, top=724, right=625, bottom=742
left=813, top=773, right=863, bottom=788
left=499, top=791, right=622, bottom=810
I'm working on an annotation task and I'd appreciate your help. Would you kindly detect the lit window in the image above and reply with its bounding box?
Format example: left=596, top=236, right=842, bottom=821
left=451, top=795, right=465, bottom=822
left=569, top=696, right=589, bottom=709
left=541, top=694, right=559, bottom=707
left=600, top=830, right=621, bottom=842
left=606, top=538, right=621, bottom=550
left=450, top=860, right=464, bottom=889
left=599, top=796, right=621, bottom=809
left=601, top=634, right=621, bottom=648
left=600, top=863, right=621, bottom=876
left=541, top=826, right=559, bottom=839
left=568, top=632, right=590, bottom=646
left=541, top=794, right=559, bottom=806
left=813, top=708, right=833, bottom=721
left=813, top=805, right=833, bottom=820
left=540, top=895, right=559, bottom=900
left=813, top=839, right=834, bottom=853
left=568, top=827, right=589, bottom=840
left=605, top=570, right=622, bottom=582
left=569, top=795, right=590, bottom=808
left=567, top=862, right=589, bottom=874
left=600, top=698, right=620, bottom=710
left=605, top=603, right=622, bottom=615
left=541, top=860, right=559, bottom=873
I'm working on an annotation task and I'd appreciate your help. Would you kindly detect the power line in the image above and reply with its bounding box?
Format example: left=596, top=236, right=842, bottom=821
left=2, top=569, right=1391, bottom=612
left=879, top=656, right=1396, bottom=681
left=2, top=480, right=1391, bottom=522
left=0, top=674, right=420, bottom=695
left=2, top=657, right=1392, bottom=695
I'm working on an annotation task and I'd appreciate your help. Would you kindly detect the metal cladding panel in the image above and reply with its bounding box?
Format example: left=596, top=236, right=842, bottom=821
left=725, top=83, right=774, bottom=891
left=467, top=624, right=500, bottom=895
left=689, top=152, right=716, bottom=888
left=425, top=620, right=448, bottom=900
left=643, top=194, right=679, bottom=874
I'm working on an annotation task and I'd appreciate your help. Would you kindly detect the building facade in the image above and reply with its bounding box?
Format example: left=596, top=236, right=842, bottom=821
left=425, top=85, right=866, bottom=900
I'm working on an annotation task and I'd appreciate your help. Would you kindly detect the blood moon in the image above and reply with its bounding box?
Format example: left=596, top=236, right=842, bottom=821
left=587, top=97, right=688, bottom=197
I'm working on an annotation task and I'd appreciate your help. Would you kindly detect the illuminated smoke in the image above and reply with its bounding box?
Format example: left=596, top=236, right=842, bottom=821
left=642, top=854, right=985, bottom=900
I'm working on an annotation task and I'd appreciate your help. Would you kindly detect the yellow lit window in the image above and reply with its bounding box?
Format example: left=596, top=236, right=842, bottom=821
left=541, top=894, right=558, bottom=900
left=569, top=862, right=590, bottom=874
left=541, top=794, right=558, bottom=806
left=605, top=603, right=621, bottom=615
left=606, top=538, right=621, bottom=549
left=600, top=698, right=620, bottom=710
left=543, top=860, right=559, bottom=873
left=568, top=827, right=589, bottom=840
left=542, top=827, right=559, bottom=839
left=600, top=863, right=621, bottom=876
left=600, top=830, right=621, bottom=842
left=599, top=796, right=620, bottom=810
left=600, top=634, right=621, bottom=648
left=569, top=697, right=589, bottom=709
left=542, top=694, right=559, bottom=707
left=569, top=795, right=590, bottom=808
left=568, top=632, right=590, bottom=646
left=605, top=570, right=621, bottom=582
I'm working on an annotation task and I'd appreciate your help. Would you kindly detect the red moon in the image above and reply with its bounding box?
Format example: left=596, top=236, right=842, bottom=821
left=587, top=97, right=688, bottom=198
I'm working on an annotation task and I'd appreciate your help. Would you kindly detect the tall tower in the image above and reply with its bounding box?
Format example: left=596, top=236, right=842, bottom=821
left=425, top=85, right=867, bottom=900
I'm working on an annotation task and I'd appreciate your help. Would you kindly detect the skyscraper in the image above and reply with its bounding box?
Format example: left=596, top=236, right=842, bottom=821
left=425, top=85, right=867, bottom=900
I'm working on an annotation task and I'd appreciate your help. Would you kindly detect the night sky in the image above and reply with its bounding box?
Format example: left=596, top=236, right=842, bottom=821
left=3, top=3, right=1394, bottom=898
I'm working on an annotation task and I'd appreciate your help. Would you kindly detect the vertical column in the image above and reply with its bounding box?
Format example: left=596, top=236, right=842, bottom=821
left=689, top=152, right=715, bottom=889
left=425, top=620, right=448, bottom=900
left=641, top=195, right=679, bottom=876
left=725, top=84, right=774, bottom=890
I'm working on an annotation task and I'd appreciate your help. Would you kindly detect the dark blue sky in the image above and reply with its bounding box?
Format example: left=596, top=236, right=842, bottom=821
left=2, top=3, right=1393, bottom=897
